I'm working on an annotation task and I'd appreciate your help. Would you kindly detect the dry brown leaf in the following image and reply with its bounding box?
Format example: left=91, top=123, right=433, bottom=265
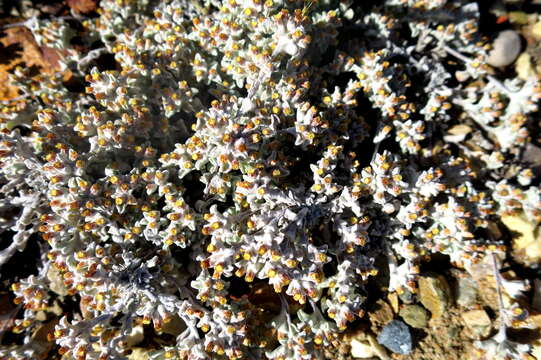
left=0, top=25, right=54, bottom=101
left=66, top=0, right=98, bottom=14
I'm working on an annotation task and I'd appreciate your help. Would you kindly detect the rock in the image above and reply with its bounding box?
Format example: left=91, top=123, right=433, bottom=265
left=127, top=348, right=150, bottom=360
left=500, top=277, right=528, bottom=299
left=467, top=260, right=515, bottom=309
left=525, top=314, right=541, bottom=329
left=447, top=124, right=472, bottom=136
left=398, top=288, right=414, bottom=304
left=515, top=53, right=536, bottom=80
left=508, top=11, right=529, bottom=25
left=35, top=311, right=47, bottom=322
left=532, top=21, right=541, bottom=40
left=455, top=276, right=478, bottom=307
left=351, top=338, right=378, bottom=359
left=349, top=331, right=390, bottom=360
left=532, top=340, right=541, bottom=360
left=387, top=292, right=399, bottom=314
left=487, top=30, right=521, bottom=67
left=366, top=334, right=390, bottom=360
left=445, top=124, right=472, bottom=143
left=455, top=70, right=470, bottom=82
left=377, top=320, right=412, bottom=355
left=49, top=300, right=63, bottom=316
left=399, top=305, right=429, bottom=329
left=418, top=274, right=451, bottom=319
left=461, top=310, right=492, bottom=338
left=368, top=300, right=394, bottom=327
left=125, top=325, right=144, bottom=347
left=501, top=213, right=541, bottom=266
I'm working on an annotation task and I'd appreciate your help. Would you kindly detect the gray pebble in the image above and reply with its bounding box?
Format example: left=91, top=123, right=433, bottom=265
left=456, top=276, right=478, bottom=307
left=487, top=30, right=521, bottom=67
left=377, top=320, right=412, bottom=355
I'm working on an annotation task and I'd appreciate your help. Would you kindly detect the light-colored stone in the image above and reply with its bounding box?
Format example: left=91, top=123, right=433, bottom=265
left=418, top=274, right=451, bottom=319
left=35, top=311, right=47, bottom=322
left=125, top=325, right=145, bottom=347
left=351, top=338, right=378, bottom=359
left=387, top=292, right=399, bottom=314
left=445, top=124, right=472, bottom=143
left=466, top=257, right=516, bottom=308
left=487, top=30, right=521, bottom=67
left=455, top=70, right=470, bottom=82
left=399, top=305, right=429, bottom=328
left=515, top=53, right=536, bottom=80
left=349, top=332, right=389, bottom=360
left=501, top=213, right=541, bottom=266
left=531, top=340, right=541, bottom=360
left=456, top=276, right=478, bottom=307
left=366, top=334, right=390, bottom=360
left=525, top=314, right=541, bottom=329
left=461, top=309, right=491, bottom=337
left=127, top=348, right=150, bottom=360
left=532, top=21, right=541, bottom=40
left=49, top=300, right=63, bottom=316
left=447, top=124, right=472, bottom=136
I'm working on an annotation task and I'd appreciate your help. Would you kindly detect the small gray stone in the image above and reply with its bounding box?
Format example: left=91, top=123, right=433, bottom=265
left=487, top=30, right=521, bottom=67
left=399, top=305, right=429, bottom=328
left=456, top=276, right=478, bottom=307
left=398, top=288, right=414, bottom=304
left=377, top=320, right=412, bottom=355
